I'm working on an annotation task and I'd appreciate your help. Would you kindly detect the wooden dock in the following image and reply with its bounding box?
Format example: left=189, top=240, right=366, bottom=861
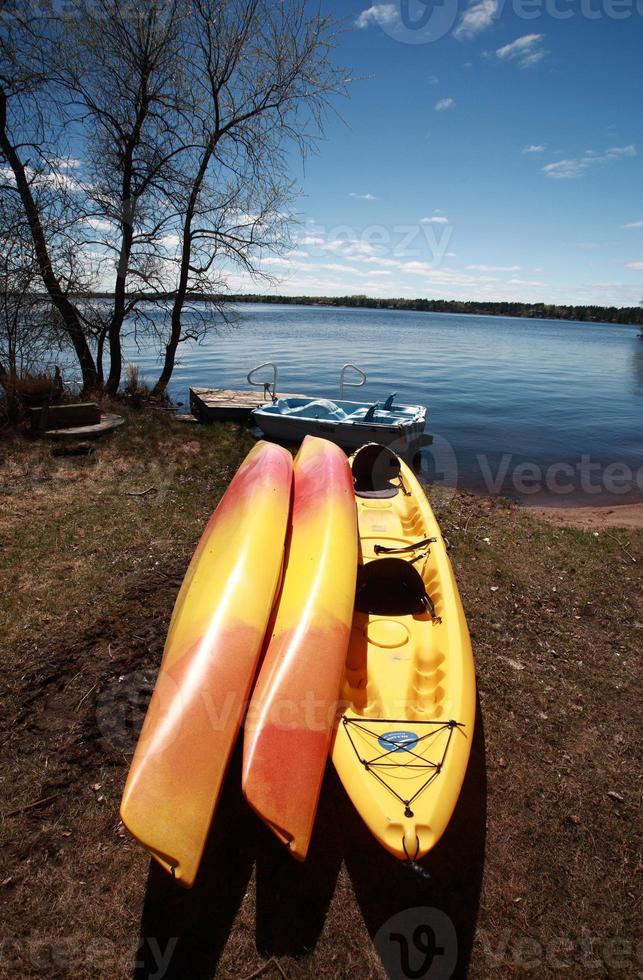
left=190, top=387, right=305, bottom=423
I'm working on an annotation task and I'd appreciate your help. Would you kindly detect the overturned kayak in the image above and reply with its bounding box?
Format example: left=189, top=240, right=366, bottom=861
left=331, top=444, right=476, bottom=864
left=243, top=436, right=358, bottom=859
left=120, top=442, right=293, bottom=887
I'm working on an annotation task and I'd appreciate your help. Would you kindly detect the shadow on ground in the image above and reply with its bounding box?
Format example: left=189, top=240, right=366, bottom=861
left=341, top=699, right=487, bottom=980
left=253, top=767, right=343, bottom=957
left=134, top=704, right=485, bottom=979
left=134, top=743, right=255, bottom=980
left=134, top=744, right=343, bottom=979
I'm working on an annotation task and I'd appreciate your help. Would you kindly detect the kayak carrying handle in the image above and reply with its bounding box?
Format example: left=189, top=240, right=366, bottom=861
left=374, top=537, right=437, bottom=555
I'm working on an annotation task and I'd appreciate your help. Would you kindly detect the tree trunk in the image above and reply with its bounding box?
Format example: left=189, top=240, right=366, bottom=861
left=96, top=326, right=108, bottom=387
left=0, top=89, right=99, bottom=392
left=104, top=230, right=131, bottom=395
left=152, top=146, right=212, bottom=397
left=152, top=307, right=182, bottom=396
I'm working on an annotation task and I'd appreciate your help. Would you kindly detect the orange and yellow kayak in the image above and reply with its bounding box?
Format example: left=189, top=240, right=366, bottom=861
left=242, top=436, right=358, bottom=860
left=120, top=441, right=293, bottom=887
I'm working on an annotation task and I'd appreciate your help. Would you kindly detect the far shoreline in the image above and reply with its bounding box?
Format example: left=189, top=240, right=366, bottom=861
left=87, top=291, right=643, bottom=327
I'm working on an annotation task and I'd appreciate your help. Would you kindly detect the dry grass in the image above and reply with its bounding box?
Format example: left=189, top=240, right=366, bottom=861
left=0, top=413, right=641, bottom=979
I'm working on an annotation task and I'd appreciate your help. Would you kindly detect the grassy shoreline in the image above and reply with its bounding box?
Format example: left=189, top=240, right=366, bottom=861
left=1, top=410, right=641, bottom=978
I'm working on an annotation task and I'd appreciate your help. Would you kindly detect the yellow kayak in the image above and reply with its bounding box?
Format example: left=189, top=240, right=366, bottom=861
left=120, top=441, right=293, bottom=887
left=331, top=444, right=476, bottom=864
left=243, top=436, right=357, bottom=860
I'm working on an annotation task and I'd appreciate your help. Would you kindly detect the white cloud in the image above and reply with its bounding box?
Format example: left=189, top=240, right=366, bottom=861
left=543, top=145, right=636, bottom=179
left=84, top=217, right=114, bottom=232
left=523, top=144, right=546, bottom=154
left=435, top=98, right=455, bottom=112
left=421, top=216, right=449, bottom=224
left=454, top=0, right=499, bottom=40
left=622, top=220, right=643, bottom=229
left=467, top=264, right=521, bottom=272
left=520, top=49, right=547, bottom=67
left=355, top=4, right=397, bottom=29
left=349, top=192, right=377, bottom=201
left=496, top=34, right=547, bottom=68
left=506, top=278, right=548, bottom=287
left=625, top=261, right=643, bottom=270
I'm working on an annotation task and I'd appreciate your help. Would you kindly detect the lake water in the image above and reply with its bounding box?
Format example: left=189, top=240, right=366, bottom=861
left=126, top=304, right=643, bottom=506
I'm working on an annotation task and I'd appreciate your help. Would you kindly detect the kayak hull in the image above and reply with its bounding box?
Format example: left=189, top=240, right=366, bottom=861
left=120, top=441, right=293, bottom=886
left=331, top=446, right=476, bottom=863
left=242, top=436, right=358, bottom=859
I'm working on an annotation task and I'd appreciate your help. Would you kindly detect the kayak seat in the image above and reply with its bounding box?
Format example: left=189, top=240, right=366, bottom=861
left=353, top=444, right=401, bottom=499
left=356, top=558, right=431, bottom=616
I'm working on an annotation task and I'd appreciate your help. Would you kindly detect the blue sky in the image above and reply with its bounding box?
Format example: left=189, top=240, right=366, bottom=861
left=246, top=0, right=643, bottom=306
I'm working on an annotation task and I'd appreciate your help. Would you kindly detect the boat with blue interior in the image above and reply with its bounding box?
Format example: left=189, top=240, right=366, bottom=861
left=248, top=363, right=427, bottom=450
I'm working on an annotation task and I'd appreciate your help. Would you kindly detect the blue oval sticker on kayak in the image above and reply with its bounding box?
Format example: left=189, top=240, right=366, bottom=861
left=378, top=730, right=418, bottom=753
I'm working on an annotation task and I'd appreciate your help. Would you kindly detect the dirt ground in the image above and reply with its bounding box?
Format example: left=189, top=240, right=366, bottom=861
left=528, top=502, right=643, bottom=532
left=0, top=411, right=641, bottom=979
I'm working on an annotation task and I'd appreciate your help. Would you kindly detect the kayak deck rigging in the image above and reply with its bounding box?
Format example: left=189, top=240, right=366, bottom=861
left=340, top=717, right=466, bottom=818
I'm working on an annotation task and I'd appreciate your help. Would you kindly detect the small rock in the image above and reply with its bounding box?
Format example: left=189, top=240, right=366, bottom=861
left=568, top=814, right=581, bottom=825
left=498, top=757, right=507, bottom=768
left=90, top=783, right=102, bottom=792
left=607, top=791, right=624, bottom=802
left=490, top=586, right=499, bottom=593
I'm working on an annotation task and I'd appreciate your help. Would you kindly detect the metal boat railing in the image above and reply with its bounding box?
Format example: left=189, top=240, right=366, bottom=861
left=247, top=362, right=369, bottom=403
left=339, top=364, right=366, bottom=399
left=247, top=362, right=278, bottom=402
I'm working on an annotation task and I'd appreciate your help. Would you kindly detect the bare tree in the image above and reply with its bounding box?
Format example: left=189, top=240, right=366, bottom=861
left=0, top=195, right=50, bottom=385
left=1, top=0, right=345, bottom=399
left=57, top=0, right=186, bottom=393
left=151, top=0, right=345, bottom=395
left=0, top=6, right=99, bottom=389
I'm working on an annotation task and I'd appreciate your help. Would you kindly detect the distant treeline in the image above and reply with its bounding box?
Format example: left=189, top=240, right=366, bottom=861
left=220, top=294, right=643, bottom=325
left=87, top=290, right=643, bottom=325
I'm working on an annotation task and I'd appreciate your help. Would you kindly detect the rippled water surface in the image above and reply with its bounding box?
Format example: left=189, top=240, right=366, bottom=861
left=125, top=304, right=643, bottom=504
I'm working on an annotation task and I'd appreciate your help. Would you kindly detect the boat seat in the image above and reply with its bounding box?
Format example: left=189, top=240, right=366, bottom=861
left=355, top=558, right=432, bottom=616
left=282, top=398, right=347, bottom=421
left=352, top=444, right=401, bottom=498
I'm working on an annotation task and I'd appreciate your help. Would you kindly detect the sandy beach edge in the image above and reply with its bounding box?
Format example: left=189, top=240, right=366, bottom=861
left=524, top=501, right=643, bottom=531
